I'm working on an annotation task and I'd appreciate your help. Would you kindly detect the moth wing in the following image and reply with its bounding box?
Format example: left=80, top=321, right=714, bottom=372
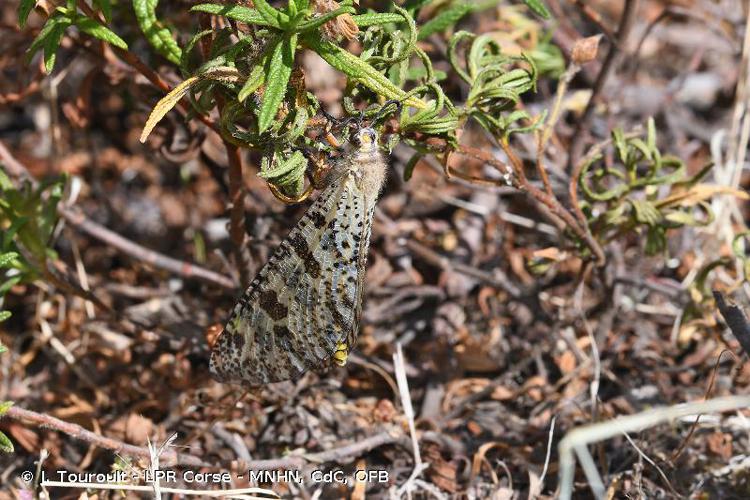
left=210, top=173, right=368, bottom=385
left=338, top=198, right=377, bottom=360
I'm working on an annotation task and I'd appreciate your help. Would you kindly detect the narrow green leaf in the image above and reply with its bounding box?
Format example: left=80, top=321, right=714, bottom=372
left=297, top=6, right=355, bottom=32
left=180, top=28, right=214, bottom=73
left=0, top=276, right=22, bottom=296
left=238, top=63, right=267, bottom=102
left=368, top=5, right=416, bottom=65
left=43, top=22, right=68, bottom=73
left=18, top=0, right=35, bottom=28
left=352, top=12, right=404, bottom=26
left=252, top=0, right=289, bottom=28
left=523, top=0, right=551, bottom=19
left=0, top=431, right=13, bottom=453
left=258, top=34, right=296, bottom=133
left=26, top=14, right=71, bottom=68
left=190, top=4, right=268, bottom=25
left=0, top=311, right=10, bottom=323
left=418, top=3, right=473, bottom=41
left=75, top=18, right=128, bottom=49
left=259, top=150, right=307, bottom=186
left=133, top=0, right=183, bottom=65
left=304, top=35, right=426, bottom=109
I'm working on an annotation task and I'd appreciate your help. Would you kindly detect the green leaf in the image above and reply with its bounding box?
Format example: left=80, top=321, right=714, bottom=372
left=0, top=311, right=10, bottom=323
left=259, top=149, right=307, bottom=187
left=94, top=0, right=113, bottom=22
left=287, top=0, right=298, bottom=18
left=133, top=0, right=183, bottom=65
left=418, top=2, right=473, bottom=41
left=0, top=276, right=22, bottom=296
left=75, top=18, right=128, bottom=49
left=238, top=63, right=267, bottom=102
left=252, top=0, right=289, bottom=29
left=352, top=12, right=404, bottom=26
left=0, top=252, right=19, bottom=268
left=0, top=342, right=7, bottom=352
left=258, top=34, right=296, bottom=133
left=523, top=0, right=551, bottom=19
left=367, top=5, right=416, bottom=65
left=0, top=401, right=12, bottom=416
left=26, top=14, right=72, bottom=73
left=297, top=6, right=355, bottom=32
left=43, top=22, right=68, bottom=73
left=0, top=168, right=12, bottom=191
left=631, top=200, right=662, bottom=226
left=18, top=0, right=35, bottom=28
left=190, top=4, right=268, bottom=25
left=0, top=430, right=13, bottom=453
left=304, top=35, right=426, bottom=109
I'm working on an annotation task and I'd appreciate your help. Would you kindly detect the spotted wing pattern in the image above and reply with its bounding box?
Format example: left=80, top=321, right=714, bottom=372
left=210, top=169, right=373, bottom=385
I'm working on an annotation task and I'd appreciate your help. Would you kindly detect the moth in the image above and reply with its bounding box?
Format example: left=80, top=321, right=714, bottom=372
left=210, top=126, right=387, bottom=385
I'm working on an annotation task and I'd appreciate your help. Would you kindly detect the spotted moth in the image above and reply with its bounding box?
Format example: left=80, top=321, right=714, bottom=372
left=210, top=127, right=387, bottom=385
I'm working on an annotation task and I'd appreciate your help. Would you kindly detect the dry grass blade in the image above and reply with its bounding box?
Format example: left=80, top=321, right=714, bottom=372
left=558, top=395, right=750, bottom=500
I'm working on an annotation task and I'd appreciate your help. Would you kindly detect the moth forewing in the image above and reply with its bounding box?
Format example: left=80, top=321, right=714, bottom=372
left=209, top=127, right=387, bottom=386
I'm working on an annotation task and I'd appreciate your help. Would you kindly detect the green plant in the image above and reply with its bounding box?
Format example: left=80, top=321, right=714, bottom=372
left=0, top=168, right=64, bottom=278
left=577, top=119, right=745, bottom=257
left=128, top=1, right=547, bottom=198
left=0, top=167, right=66, bottom=454
left=18, top=0, right=558, bottom=208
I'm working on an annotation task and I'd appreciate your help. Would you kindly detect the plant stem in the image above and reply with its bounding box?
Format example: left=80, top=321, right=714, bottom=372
left=224, top=139, right=251, bottom=287
left=567, top=0, right=640, bottom=171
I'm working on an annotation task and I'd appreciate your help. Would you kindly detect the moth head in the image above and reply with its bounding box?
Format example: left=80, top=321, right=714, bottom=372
left=354, top=127, right=378, bottom=153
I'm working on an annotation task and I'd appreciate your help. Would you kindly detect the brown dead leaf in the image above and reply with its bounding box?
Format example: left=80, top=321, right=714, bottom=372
left=571, top=35, right=603, bottom=64
left=7, top=423, right=40, bottom=453
left=556, top=350, right=577, bottom=374
left=657, top=184, right=749, bottom=209
left=706, top=431, right=732, bottom=460
left=424, top=443, right=458, bottom=493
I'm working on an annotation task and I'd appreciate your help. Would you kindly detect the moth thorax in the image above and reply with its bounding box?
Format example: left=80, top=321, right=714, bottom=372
left=353, top=127, right=387, bottom=200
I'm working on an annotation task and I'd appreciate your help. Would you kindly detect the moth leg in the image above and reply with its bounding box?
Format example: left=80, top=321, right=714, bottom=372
left=321, top=108, right=358, bottom=135
left=268, top=182, right=314, bottom=204
left=297, top=146, right=335, bottom=190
